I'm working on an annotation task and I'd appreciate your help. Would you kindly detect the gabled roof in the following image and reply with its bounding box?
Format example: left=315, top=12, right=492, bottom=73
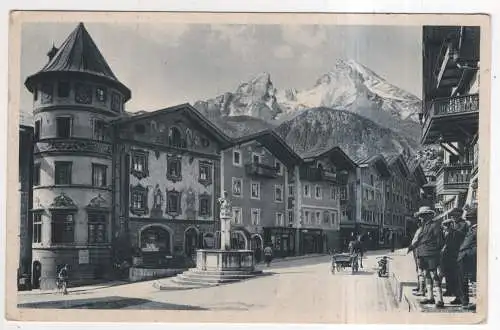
left=231, top=129, right=302, bottom=167
left=387, top=153, right=411, bottom=177
left=300, top=146, right=357, bottom=170
left=412, top=163, right=428, bottom=187
left=25, top=22, right=131, bottom=100
left=113, top=103, right=233, bottom=149
left=354, top=154, right=392, bottom=178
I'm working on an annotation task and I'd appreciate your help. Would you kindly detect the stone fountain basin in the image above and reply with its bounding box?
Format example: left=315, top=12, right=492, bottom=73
left=195, top=249, right=256, bottom=272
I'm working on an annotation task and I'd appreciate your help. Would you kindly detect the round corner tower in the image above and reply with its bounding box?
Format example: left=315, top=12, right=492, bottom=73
left=24, top=22, right=131, bottom=289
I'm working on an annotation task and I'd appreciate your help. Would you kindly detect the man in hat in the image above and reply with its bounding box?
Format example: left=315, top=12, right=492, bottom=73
left=441, top=208, right=469, bottom=300
left=408, top=206, right=444, bottom=308
left=454, top=212, right=477, bottom=311
left=410, top=217, right=425, bottom=296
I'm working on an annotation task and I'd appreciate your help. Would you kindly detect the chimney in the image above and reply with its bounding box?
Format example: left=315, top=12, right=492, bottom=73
left=47, top=44, right=58, bottom=62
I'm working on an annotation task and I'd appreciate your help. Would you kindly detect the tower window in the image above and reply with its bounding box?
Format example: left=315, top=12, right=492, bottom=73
left=74, top=83, right=92, bottom=104
left=51, top=212, right=74, bottom=243
left=41, top=83, right=53, bottom=104
left=96, top=87, right=107, bottom=102
left=93, top=120, right=106, bottom=141
left=54, top=161, right=72, bottom=185
left=33, top=212, right=42, bottom=243
left=88, top=213, right=107, bottom=244
left=57, top=81, right=70, bottom=98
left=56, top=117, right=72, bottom=138
left=111, top=92, right=121, bottom=112
left=34, top=120, right=41, bottom=141
left=33, top=163, right=41, bottom=186
left=92, top=164, right=107, bottom=187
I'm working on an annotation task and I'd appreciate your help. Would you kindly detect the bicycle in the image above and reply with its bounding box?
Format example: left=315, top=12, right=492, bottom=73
left=56, top=277, right=68, bottom=295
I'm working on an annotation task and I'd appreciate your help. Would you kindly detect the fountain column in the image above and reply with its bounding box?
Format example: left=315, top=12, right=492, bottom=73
left=218, top=191, right=232, bottom=251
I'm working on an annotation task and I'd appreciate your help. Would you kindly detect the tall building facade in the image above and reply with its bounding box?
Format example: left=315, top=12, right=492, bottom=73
left=295, top=147, right=358, bottom=253
left=353, top=155, right=391, bottom=250
left=222, top=130, right=302, bottom=259
left=112, top=104, right=231, bottom=269
left=25, top=23, right=132, bottom=289
left=18, top=125, right=34, bottom=290
left=421, top=26, right=480, bottom=223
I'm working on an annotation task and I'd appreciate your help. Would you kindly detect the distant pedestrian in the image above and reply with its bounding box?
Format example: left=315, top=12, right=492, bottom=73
left=348, top=236, right=363, bottom=269
left=408, top=206, right=444, bottom=309
left=390, top=231, right=396, bottom=252
left=56, top=264, right=69, bottom=295
left=263, top=245, right=273, bottom=267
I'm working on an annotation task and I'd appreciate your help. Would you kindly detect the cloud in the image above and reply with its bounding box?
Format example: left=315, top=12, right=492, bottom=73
left=119, top=23, right=190, bottom=47
left=281, top=25, right=327, bottom=49
left=208, top=25, right=259, bottom=61
left=273, top=44, right=294, bottom=59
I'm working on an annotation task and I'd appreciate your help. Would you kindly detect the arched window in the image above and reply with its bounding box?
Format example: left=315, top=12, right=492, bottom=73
left=140, top=226, right=172, bottom=254
left=168, top=127, right=185, bottom=148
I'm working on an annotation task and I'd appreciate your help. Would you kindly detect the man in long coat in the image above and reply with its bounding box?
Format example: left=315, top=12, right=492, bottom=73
left=454, top=215, right=477, bottom=310
left=441, top=209, right=469, bottom=300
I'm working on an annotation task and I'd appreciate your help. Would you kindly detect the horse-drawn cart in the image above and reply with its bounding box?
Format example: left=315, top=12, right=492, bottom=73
left=330, top=253, right=359, bottom=274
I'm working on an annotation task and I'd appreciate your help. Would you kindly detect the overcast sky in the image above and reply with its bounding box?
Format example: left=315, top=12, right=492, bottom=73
left=20, top=22, right=422, bottom=113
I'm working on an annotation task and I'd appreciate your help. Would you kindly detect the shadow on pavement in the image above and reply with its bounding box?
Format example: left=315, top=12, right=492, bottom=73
left=267, top=256, right=330, bottom=269
left=18, top=296, right=208, bottom=310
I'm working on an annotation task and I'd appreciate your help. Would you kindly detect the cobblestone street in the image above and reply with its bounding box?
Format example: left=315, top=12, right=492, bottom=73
left=18, top=252, right=401, bottom=320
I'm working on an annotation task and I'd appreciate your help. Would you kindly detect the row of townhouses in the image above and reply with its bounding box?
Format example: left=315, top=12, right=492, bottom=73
left=18, top=23, right=427, bottom=290
left=420, top=26, right=479, bottom=225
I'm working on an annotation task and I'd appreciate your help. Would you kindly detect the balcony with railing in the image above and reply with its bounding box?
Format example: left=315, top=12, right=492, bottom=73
left=245, top=162, right=278, bottom=178
left=421, top=93, right=479, bottom=144
left=299, top=166, right=338, bottom=183
left=435, top=163, right=473, bottom=195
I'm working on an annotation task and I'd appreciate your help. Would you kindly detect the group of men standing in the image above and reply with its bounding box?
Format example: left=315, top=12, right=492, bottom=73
left=408, top=206, right=477, bottom=311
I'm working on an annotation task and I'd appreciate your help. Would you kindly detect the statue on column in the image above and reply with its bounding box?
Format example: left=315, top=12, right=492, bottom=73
left=218, top=191, right=232, bottom=250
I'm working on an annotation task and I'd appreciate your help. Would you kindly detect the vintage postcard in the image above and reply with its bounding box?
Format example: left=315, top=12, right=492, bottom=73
left=5, top=11, right=490, bottom=324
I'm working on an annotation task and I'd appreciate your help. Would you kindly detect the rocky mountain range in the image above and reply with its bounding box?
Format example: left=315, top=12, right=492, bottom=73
left=194, top=59, right=440, bottom=171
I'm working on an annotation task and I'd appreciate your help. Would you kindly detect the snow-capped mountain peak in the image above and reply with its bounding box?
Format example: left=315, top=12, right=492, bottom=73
left=194, top=59, right=422, bottom=141
left=277, top=59, right=421, bottom=123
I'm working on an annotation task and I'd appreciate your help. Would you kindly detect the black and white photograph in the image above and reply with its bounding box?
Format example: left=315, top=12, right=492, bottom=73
left=5, top=11, right=490, bottom=324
